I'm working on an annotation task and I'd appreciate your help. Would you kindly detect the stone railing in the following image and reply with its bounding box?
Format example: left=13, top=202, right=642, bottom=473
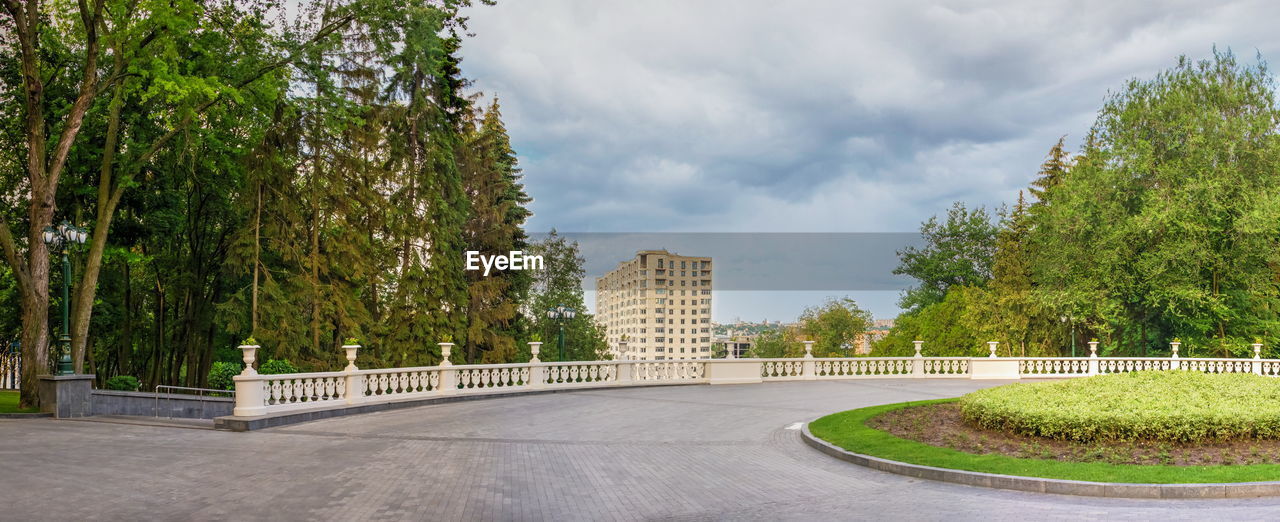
left=229, top=338, right=1280, bottom=418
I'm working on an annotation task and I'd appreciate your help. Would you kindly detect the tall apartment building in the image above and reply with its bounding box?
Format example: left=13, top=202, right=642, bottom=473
left=595, top=250, right=713, bottom=360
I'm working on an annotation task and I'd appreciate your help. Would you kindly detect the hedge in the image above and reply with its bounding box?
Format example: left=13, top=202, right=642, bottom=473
left=960, top=370, right=1280, bottom=443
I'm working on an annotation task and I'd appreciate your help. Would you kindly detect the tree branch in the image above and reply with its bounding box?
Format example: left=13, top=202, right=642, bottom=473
left=0, top=212, right=29, bottom=294
left=44, top=0, right=106, bottom=188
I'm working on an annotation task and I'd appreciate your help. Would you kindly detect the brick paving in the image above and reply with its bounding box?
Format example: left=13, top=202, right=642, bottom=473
left=4, top=379, right=1280, bottom=520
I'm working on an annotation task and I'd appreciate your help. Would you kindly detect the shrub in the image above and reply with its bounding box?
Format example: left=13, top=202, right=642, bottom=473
left=960, top=371, right=1280, bottom=443
left=258, top=358, right=299, bottom=375
left=207, top=361, right=242, bottom=390
left=104, top=375, right=140, bottom=392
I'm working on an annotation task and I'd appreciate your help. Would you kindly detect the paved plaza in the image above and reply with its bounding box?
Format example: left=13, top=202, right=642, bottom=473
left=4, top=379, right=1280, bottom=520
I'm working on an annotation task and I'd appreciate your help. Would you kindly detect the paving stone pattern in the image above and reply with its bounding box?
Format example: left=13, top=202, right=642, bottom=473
left=4, top=379, right=1280, bottom=520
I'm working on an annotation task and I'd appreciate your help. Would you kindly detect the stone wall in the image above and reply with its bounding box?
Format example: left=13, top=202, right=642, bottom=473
left=91, top=389, right=233, bottom=419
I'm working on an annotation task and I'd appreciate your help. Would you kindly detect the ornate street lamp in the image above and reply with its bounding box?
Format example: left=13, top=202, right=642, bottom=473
left=546, top=304, right=576, bottom=361
left=43, top=220, right=89, bottom=375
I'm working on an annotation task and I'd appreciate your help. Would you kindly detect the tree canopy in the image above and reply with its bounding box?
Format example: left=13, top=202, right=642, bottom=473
left=879, top=49, right=1280, bottom=358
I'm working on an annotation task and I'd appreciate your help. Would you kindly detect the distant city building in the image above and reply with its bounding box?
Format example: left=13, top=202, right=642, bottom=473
left=595, top=250, right=713, bottom=360
left=713, top=318, right=895, bottom=356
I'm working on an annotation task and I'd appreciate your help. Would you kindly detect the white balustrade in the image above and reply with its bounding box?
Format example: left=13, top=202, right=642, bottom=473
left=361, top=367, right=441, bottom=399
left=542, top=362, right=617, bottom=386
left=634, top=361, right=705, bottom=382
left=922, top=358, right=969, bottom=377
left=261, top=372, right=348, bottom=411
left=1017, top=358, right=1090, bottom=377
left=761, top=359, right=804, bottom=380
left=455, top=363, right=531, bottom=391
left=228, top=340, right=1280, bottom=418
left=1097, top=357, right=1173, bottom=374
left=813, top=357, right=913, bottom=378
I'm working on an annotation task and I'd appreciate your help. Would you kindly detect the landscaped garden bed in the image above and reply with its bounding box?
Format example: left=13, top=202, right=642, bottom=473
left=808, top=371, right=1280, bottom=483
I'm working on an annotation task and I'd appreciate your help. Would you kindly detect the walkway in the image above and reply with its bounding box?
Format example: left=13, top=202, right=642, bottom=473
left=3, top=380, right=1278, bottom=520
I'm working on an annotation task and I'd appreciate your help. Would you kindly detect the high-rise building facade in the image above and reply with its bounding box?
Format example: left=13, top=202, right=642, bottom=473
left=595, top=250, right=712, bottom=360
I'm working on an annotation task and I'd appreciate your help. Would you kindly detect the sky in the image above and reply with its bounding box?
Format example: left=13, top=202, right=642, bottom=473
left=456, top=0, right=1280, bottom=322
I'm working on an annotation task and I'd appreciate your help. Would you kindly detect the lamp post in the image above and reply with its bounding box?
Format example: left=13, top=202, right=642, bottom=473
left=42, top=221, right=89, bottom=375
left=546, top=304, right=576, bottom=361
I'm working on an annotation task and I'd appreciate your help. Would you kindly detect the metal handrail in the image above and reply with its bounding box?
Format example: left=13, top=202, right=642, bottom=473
left=153, top=385, right=234, bottom=419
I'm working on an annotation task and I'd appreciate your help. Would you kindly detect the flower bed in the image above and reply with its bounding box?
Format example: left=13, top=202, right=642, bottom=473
left=960, top=371, right=1280, bottom=442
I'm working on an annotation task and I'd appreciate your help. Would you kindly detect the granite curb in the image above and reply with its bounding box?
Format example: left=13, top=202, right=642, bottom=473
left=800, top=422, right=1280, bottom=499
left=0, top=412, right=53, bottom=419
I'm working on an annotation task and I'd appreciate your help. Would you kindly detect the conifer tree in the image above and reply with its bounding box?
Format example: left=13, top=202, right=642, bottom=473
left=1028, top=136, right=1070, bottom=203
left=462, top=99, right=534, bottom=363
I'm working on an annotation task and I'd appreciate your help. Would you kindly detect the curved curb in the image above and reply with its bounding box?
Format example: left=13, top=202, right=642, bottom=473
left=801, top=423, right=1280, bottom=499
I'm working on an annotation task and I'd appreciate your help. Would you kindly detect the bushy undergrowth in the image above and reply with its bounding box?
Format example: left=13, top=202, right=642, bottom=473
left=258, top=359, right=299, bottom=375
left=960, top=371, right=1280, bottom=443
left=104, top=375, right=140, bottom=392
left=207, top=361, right=242, bottom=390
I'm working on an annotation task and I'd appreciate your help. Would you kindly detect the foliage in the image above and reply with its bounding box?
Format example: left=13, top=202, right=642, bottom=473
left=464, top=99, right=533, bottom=364
left=810, top=399, right=1280, bottom=484
left=1032, top=50, right=1280, bottom=356
left=207, top=362, right=242, bottom=391
left=797, top=298, right=873, bottom=356
left=748, top=327, right=803, bottom=358
left=0, top=0, right=536, bottom=404
left=886, top=50, right=1280, bottom=357
left=961, top=371, right=1280, bottom=442
left=893, top=202, right=998, bottom=314
left=524, top=231, right=610, bottom=362
left=873, top=287, right=984, bottom=356
left=258, top=359, right=300, bottom=375
left=104, top=375, right=140, bottom=392
left=966, top=193, right=1062, bottom=356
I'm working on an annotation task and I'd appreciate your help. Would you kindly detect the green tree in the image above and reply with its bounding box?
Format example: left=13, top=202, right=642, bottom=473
left=893, top=202, right=998, bottom=314
left=462, top=98, right=533, bottom=364
left=1028, top=136, right=1071, bottom=204
left=797, top=297, right=873, bottom=357
left=526, top=231, right=609, bottom=361
left=1035, top=50, right=1280, bottom=356
left=970, top=192, right=1059, bottom=356
left=873, top=286, right=985, bottom=357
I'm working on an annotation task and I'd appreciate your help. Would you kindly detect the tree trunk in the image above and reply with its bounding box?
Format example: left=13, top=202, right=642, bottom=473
left=251, top=183, right=262, bottom=334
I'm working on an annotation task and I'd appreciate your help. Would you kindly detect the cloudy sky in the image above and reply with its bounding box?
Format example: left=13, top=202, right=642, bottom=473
left=457, top=0, right=1280, bottom=321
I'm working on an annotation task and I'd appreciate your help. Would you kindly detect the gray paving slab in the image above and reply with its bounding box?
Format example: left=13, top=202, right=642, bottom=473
left=3, top=379, right=1280, bottom=520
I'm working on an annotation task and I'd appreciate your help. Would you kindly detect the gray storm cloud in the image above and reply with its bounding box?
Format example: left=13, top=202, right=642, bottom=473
left=457, top=0, right=1280, bottom=319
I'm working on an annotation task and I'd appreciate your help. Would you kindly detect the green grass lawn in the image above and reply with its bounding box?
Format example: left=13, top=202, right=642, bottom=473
left=808, top=399, right=1280, bottom=484
left=0, top=390, right=39, bottom=414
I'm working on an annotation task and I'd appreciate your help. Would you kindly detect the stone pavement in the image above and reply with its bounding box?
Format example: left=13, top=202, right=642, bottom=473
left=4, top=379, right=1280, bottom=520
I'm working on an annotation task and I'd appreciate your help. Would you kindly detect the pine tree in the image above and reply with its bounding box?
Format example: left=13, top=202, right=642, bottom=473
left=461, top=98, right=533, bottom=363
left=1029, top=136, right=1071, bottom=203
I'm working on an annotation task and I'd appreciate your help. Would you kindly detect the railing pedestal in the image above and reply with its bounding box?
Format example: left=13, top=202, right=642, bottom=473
left=1087, top=341, right=1099, bottom=376
left=528, top=342, right=546, bottom=389
left=232, top=344, right=266, bottom=417
left=707, top=359, right=762, bottom=385
left=343, top=343, right=363, bottom=404
left=438, top=342, right=457, bottom=395
left=616, top=359, right=634, bottom=385
left=231, top=374, right=266, bottom=417
left=969, top=358, right=1020, bottom=380
left=911, top=341, right=924, bottom=376
left=801, top=341, right=816, bottom=380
